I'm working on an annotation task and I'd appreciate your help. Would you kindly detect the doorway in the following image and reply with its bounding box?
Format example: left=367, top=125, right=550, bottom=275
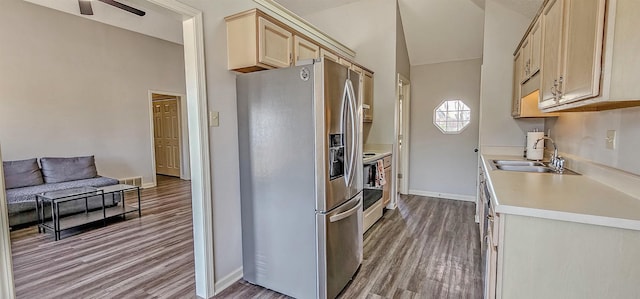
left=396, top=74, right=411, bottom=197
left=0, top=1, right=216, bottom=298
left=150, top=92, right=190, bottom=181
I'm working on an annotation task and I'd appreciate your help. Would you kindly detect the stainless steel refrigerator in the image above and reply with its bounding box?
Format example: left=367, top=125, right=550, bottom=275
left=237, top=58, right=363, bottom=299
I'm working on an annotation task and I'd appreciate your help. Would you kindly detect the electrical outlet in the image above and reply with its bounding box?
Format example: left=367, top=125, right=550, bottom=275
left=606, top=130, right=616, bottom=150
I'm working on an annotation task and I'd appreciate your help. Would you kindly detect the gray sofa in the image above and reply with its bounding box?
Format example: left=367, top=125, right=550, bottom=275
left=3, top=156, right=120, bottom=228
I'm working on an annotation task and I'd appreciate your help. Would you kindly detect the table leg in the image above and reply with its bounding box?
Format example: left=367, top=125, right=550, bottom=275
left=121, top=190, right=126, bottom=220
left=101, top=192, right=106, bottom=226
left=53, top=202, right=59, bottom=241
left=35, top=196, right=41, bottom=234
left=137, top=187, right=141, bottom=218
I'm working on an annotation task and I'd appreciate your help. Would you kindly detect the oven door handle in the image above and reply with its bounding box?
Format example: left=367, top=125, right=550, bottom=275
left=330, top=199, right=362, bottom=223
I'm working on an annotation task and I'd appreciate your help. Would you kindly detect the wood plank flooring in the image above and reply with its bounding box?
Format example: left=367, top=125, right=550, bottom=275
left=10, top=180, right=481, bottom=299
left=10, top=175, right=197, bottom=299
left=216, top=195, right=482, bottom=299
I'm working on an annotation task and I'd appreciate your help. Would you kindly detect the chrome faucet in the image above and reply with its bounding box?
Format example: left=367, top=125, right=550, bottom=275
left=534, top=137, right=565, bottom=173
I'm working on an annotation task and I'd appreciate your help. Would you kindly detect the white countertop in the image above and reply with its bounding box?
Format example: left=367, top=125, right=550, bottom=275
left=482, top=154, right=640, bottom=231
left=363, top=151, right=391, bottom=164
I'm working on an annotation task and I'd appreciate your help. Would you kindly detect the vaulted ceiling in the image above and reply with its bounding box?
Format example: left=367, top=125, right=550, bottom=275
left=276, top=0, right=542, bottom=66
left=27, top=0, right=542, bottom=66
left=24, top=0, right=183, bottom=44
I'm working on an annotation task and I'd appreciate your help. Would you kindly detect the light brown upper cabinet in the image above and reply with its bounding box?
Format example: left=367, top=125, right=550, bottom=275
left=339, top=57, right=352, bottom=68
left=516, top=0, right=640, bottom=112
left=529, top=20, right=542, bottom=77
left=512, top=50, right=523, bottom=117
left=293, top=35, right=319, bottom=65
left=540, top=0, right=605, bottom=109
left=513, top=48, right=559, bottom=118
left=362, top=70, right=374, bottom=122
left=226, top=9, right=292, bottom=72
left=539, top=0, right=565, bottom=109
left=320, top=48, right=339, bottom=62
left=513, top=24, right=559, bottom=118
left=556, top=0, right=605, bottom=106
left=258, top=17, right=292, bottom=68
left=521, top=20, right=542, bottom=84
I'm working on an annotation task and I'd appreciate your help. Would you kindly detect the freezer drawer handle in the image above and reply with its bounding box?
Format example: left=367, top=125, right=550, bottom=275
left=329, top=200, right=362, bottom=223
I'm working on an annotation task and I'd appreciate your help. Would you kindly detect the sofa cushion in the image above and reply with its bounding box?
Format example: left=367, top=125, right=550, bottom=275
left=6, top=176, right=119, bottom=214
left=40, top=156, right=98, bottom=183
left=3, top=158, right=44, bottom=189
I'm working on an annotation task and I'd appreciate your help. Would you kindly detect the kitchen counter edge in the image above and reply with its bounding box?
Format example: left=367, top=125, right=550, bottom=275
left=481, top=154, right=640, bottom=231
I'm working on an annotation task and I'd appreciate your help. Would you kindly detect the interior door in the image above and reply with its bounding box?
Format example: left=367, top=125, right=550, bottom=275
left=153, top=99, right=181, bottom=177
left=397, top=76, right=410, bottom=195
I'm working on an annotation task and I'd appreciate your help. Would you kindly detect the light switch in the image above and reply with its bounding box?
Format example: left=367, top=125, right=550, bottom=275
left=606, top=130, right=616, bottom=150
left=209, top=111, right=219, bottom=127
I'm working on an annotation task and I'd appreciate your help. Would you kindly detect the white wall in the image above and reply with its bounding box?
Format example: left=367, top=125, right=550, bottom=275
left=409, top=59, right=482, bottom=197
left=396, top=3, right=410, bottom=79
left=0, top=0, right=186, bottom=186
left=303, top=0, right=398, bottom=145
left=479, top=0, right=544, bottom=150
left=545, top=107, right=640, bottom=175
left=175, top=0, right=256, bottom=285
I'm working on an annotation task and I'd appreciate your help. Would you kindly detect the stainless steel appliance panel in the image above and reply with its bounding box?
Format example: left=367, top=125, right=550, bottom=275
left=317, top=193, right=363, bottom=299
left=237, top=65, right=319, bottom=299
left=320, top=60, right=363, bottom=212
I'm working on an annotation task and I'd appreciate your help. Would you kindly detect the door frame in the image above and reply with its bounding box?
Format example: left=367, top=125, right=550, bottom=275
left=148, top=90, right=191, bottom=184
left=0, top=146, right=15, bottom=298
left=0, top=1, right=217, bottom=298
left=395, top=74, right=411, bottom=197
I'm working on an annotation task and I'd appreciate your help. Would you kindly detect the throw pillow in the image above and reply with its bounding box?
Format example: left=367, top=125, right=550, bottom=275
left=40, top=156, right=98, bottom=184
left=3, top=158, right=44, bottom=189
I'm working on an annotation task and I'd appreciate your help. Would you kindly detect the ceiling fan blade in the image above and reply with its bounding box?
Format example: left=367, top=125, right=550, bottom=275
left=79, top=0, right=94, bottom=15
left=98, top=0, right=146, bottom=16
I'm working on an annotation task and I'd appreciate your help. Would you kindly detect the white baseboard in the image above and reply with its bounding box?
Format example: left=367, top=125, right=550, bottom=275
left=409, top=190, right=476, bottom=202
left=142, top=182, right=156, bottom=189
left=214, top=267, right=243, bottom=295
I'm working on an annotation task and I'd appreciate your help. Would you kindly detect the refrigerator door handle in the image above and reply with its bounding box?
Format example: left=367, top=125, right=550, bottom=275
left=329, top=198, right=362, bottom=223
left=345, top=79, right=357, bottom=189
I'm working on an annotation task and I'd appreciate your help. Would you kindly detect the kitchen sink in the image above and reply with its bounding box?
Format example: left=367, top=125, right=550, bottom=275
left=495, top=165, right=555, bottom=173
left=492, top=160, right=545, bottom=166
left=490, top=161, right=580, bottom=175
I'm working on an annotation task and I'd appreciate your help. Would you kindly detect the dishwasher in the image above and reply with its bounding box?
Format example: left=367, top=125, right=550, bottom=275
left=362, top=161, right=384, bottom=232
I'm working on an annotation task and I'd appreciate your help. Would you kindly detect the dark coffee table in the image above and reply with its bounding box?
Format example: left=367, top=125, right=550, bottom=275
left=35, top=184, right=141, bottom=240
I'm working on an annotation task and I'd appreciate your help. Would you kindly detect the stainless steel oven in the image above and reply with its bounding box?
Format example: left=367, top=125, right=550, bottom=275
left=362, top=162, right=383, bottom=232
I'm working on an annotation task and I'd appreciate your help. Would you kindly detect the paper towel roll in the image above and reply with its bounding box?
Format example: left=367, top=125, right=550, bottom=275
left=526, top=132, right=545, bottom=160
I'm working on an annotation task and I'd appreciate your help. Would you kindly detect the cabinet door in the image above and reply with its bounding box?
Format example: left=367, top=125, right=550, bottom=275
left=382, top=166, right=391, bottom=206
left=539, top=0, right=564, bottom=109
left=520, top=38, right=531, bottom=82
left=293, top=35, right=319, bottom=64
left=487, top=213, right=499, bottom=299
left=363, top=71, right=374, bottom=122
left=339, top=57, right=352, bottom=68
left=559, top=0, right=605, bottom=104
left=512, top=51, right=523, bottom=117
left=258, top=17, right=292, bottom=68
left=530, top=20, right=542, bottom=76
left=320, top=48, right=339, bottom=62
